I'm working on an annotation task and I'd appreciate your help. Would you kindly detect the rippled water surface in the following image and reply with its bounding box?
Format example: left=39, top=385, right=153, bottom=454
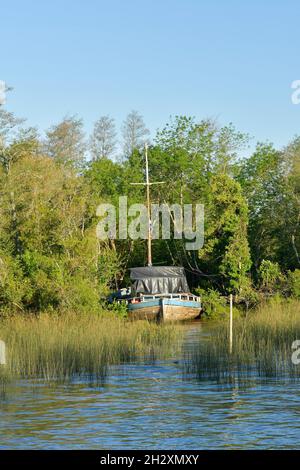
left=1, top=322, right=300, bottom=449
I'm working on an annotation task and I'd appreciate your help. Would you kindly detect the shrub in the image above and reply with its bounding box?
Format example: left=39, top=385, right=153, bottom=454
left=196, top=288, right=228, bottom=319
left=287, top=269, right=300, bottom=299
left=258, top=259, right=284, bottom=292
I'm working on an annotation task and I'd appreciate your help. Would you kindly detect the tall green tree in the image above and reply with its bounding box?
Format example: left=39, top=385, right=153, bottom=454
left=237, top=142, right=299, bottom=274
left=198, top=174, right=251, bottom=295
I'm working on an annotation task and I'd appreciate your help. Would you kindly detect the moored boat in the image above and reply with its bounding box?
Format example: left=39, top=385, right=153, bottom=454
left=108, top=145, right=202, bottom=321
left=127, top=266, right=202, bottom=321
left=128, top=293, right=202, bottom=321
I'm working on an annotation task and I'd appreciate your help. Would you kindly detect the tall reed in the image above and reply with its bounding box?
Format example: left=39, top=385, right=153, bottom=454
left=184, top=299, right=300, bottom=384
left=0, top=312, right=178, bottom=385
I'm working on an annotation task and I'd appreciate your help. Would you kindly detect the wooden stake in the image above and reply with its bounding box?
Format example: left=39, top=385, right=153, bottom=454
left=0, top=340, right=6, bottom=365
left=229, top=294, right=233, bottom=354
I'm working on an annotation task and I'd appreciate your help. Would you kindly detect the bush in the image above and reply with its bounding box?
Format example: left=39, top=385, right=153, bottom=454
left=0, top=252, right=27, bottom=313
left=258, top=259, right=284, bottom=293
left=196, top=288, right=228, bottom=319
left=105, top=300, right=128, bottom=318
left=287, top=269, right=300, bottom=299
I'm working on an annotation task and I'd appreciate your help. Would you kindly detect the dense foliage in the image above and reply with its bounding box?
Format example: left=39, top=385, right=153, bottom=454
left=1, top=105, right=300, bottom=315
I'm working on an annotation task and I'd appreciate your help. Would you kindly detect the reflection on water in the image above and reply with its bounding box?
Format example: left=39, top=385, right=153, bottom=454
left=0, top=322, right=300, bottom=449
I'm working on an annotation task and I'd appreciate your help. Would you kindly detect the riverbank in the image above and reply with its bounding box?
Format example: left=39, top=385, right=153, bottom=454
left=0, top=312, right=178, bottom=387
left=185, top=299, right=300, bottom=383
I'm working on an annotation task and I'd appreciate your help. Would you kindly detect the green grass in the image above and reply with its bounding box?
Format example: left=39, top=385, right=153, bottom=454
left=0, top=312, right=178, bottom=386
left=184, top=299, right=300, bottom=384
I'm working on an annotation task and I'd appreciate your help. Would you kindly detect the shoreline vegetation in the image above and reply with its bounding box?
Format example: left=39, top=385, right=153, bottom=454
left=1, top=110, right=300, bottom=317
left=1, top=107, right=300, bottom=387
left=184, top=299, right=300, bottom=384
left=0, top=312, right=179, bottom=389
left=1, top=298, right=300, bottom=391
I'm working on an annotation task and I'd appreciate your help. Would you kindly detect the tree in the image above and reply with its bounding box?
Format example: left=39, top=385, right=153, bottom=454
left=237, top=142, right=300, bottom=274
left=90, top=115, right=117, bottom=160
left=237, top=143, right=282, bottom=265
left=84, top=157, right=123, bottom=203
left=153, top=116, right=249, bottom=206
left=45, top=116, right=86, bottom=168
left=0, top=109, right=39, bottom=172
left=0, top=108, right=24, bottom=146
left=198, top=174, right=252, bottom=295
left=122, top=110, right=149, bottom=158
left=143, top=117, right=249, bottom=275
left=0, top=141, right=120, bottom=313
left=281, top=136, right=300, bottom=270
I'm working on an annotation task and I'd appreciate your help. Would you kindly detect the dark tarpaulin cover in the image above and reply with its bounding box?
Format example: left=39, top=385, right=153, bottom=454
left=130, top=266, right=190, bottom=295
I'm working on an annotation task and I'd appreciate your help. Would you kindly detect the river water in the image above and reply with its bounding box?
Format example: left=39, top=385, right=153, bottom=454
left=0, top=322, right=300, bottom=449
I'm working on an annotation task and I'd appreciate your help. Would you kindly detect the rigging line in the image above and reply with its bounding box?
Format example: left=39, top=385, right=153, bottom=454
left=183, top=266, right=221, bottom=278
left=160, top=198, right=200, bottom=272
left=159, top=198, right=220, bottom=278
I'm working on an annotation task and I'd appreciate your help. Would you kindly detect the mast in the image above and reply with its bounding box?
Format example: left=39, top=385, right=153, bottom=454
left=130, top=143, right=164, bottom=267
left=145, top=143, right=152, bottom=266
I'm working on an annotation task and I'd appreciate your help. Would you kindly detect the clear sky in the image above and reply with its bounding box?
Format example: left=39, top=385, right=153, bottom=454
left=1, top=0, right=300, bottom=152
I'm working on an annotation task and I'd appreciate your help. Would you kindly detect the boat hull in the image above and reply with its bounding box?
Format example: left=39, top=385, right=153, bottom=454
left=128, top=298, right=201, bottom=321
left=162, top=299, right=201, bottom=321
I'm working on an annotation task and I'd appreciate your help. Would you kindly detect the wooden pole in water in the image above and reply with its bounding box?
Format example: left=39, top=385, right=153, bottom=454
left=229, top=294, right=233, bottom=354
left=0, top=340, right=6, bottom=365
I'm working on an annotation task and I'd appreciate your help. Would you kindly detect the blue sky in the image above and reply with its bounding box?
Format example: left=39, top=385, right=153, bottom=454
left=1, top=0, right=300, bottom=152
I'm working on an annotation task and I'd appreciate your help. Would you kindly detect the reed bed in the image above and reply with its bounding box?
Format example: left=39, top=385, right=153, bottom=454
left=184, top=300, right=300, bottom=384
left=0, top=313, right=178, bottom=386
